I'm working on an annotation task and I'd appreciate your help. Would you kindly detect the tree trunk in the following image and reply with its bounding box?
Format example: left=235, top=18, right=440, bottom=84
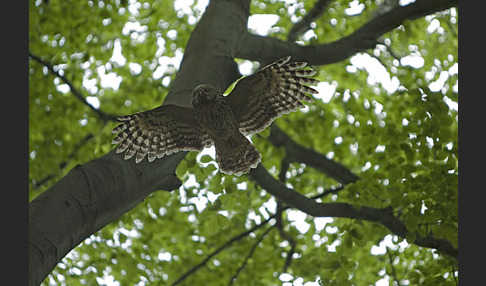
left=28, top=1, right=250, bottom=285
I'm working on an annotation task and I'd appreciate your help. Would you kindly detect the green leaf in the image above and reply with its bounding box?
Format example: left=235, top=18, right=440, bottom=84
left=199, top=155, right=213, bottom=163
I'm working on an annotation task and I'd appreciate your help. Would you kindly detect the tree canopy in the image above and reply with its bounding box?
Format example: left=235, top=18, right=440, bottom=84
left=29, top=0, right=458, bottom=285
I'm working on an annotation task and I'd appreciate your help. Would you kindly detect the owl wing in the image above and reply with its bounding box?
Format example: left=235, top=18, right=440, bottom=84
left=225, top=56, right=319, bottom=135
left=112, top=104, right=213, bottom=163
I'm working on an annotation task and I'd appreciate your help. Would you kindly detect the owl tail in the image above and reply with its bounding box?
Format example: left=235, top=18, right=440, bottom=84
left=215, top=133, right=261, bottom=176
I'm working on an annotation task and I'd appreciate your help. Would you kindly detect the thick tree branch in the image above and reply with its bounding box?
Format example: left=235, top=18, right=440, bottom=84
left=164, top=0, right=248, bottom=107
left=278, top=157, right=290, bottom=182
left=269, top=125, right=359, bottom=184
left=248, top=165, right=458, bottom=258
left=30, top=0, right=458, bottom=284
left=287, top=0, right=333, bottom=42
left=236, top=0, right=457, bottom=65
left=267, top=126, right=462, bottom=259
left=28, top=52, right=119, bottom=122
left=30, top=1, right=252, bottom=284
left=29, top=151, right=184, bottom=286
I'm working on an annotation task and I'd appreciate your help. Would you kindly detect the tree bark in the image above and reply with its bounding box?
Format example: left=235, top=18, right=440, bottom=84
left=235, top=0, right=457, bottom=65
left=29, top=1, right=250, bottom=285
left=248, top=165, right=458, bottom=258
left=29, top=151, right=184, bottom=286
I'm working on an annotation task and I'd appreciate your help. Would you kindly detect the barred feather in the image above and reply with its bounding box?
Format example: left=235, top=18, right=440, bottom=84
left=215, top=133, right=261, bottom=177
left=112, top=57, right=319, bottom=177
left=111, top=105, right=213, bottom=164
left=227, top=56, right=319, bottom=135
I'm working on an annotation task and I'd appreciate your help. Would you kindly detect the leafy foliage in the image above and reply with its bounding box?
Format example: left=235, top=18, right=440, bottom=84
left=30, top=0, right=457, bottom=285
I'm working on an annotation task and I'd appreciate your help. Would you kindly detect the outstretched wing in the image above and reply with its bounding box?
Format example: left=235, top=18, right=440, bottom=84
left=225, top=56, right=319, bottom=135
left=112, top=104, right=213, bottom=163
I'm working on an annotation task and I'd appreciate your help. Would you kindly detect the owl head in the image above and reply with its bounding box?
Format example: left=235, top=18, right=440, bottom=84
left=192, top=84, right=220, bottom=107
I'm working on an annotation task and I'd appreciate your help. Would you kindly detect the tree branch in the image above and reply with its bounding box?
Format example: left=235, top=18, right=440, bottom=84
left=269, top=125, right=359, bottom=185
left=171, top=216, right=274, bottom=286
left=30, top=1, right=253, bottom=284
left=287, top=0, right=333, bottom=42
left=266, top=126, right=459, bottom=258
left=274, top=162, right=297, bottom=273
left=386, top=247, right=402, bottom=286
left=29, top=151, right=184, bottom=286
left=28, top=52, right=119, bottom=122
left=366, top=51, right=389, bottom=70
left=172, top=184, right=344, bottom=285
left=278, top=157, right=290, bottom=182
left=276, top=206, right=297, bottom=273
left=33, top=132, right=96, bottom=190
left=376, top=40, right=402, bottom=62
left=236, top=0, right=457, bottom=65
left=227, top=226, right=274, bottom=285
left=248, top=165, right=458, bottom=258
left=451, top=265, right=458, bottom=286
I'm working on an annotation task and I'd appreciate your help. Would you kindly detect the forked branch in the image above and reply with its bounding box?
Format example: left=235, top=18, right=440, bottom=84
left=249, top=165, right=458, bottom=258
left=236, top=0, right=457, bottom=65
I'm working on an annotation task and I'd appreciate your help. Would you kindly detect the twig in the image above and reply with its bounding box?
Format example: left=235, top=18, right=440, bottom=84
left=386, top=247, right=401, bottom=286
left=288, top=0, right=333, bottom=42
left=367, top=52, right=389, bottom=69
left=282, top=238, right=296, bottom=273
left=311, top=185, right=345, bottom=200
left=171, top=216, right=274, bottom=286
left=33, top=132, right=95, bottom=190
left=276, top=204, right=297, bottom=274
left=171, top=185, right=342, bottom=285
left=227, top=226, right=274, bottom=285
left=376, top=40, right=402, bottom=62
left=276, top=158, right=297, bottom=273
left=28, top=52, right=119, bottom=122
left=445, top=20, right=457, bottom=38
left=451, top=265, right=457, bottom=286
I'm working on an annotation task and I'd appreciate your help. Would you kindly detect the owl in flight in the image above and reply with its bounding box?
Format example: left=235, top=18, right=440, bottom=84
left=112, top=56, right=319, bottom=176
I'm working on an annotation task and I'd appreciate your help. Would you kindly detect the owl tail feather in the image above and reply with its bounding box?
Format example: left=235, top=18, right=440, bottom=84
left=215, top=133, right=261, bottom=176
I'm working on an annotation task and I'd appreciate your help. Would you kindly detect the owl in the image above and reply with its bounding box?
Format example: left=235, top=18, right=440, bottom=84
left=112, top=56, right=319, bottom=176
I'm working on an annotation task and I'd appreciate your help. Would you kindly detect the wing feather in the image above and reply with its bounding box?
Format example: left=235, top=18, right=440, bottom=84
left=112, top=104, right=213, bottom=163
left=225, top=57, right=319, bottom=135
